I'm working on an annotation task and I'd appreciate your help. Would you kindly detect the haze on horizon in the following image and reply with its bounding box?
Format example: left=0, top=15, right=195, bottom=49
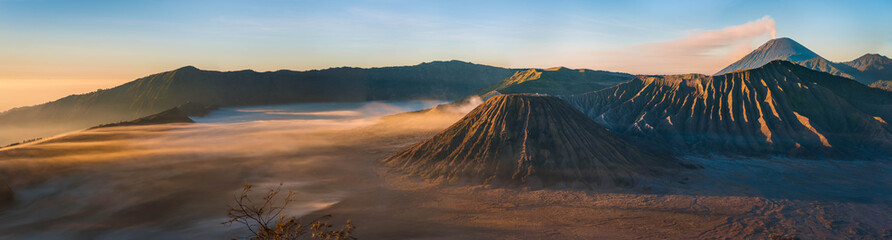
left=1, top=0, right=891, bottom=111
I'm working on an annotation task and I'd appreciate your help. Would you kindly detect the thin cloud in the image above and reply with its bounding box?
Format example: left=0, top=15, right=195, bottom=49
left=604, top=16, right=778, bottom=75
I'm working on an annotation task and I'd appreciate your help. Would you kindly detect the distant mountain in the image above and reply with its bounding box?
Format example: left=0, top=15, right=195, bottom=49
left=795, top=56, right=856, bottom=79
left=385, top=94, right=683, bottom=187
left=474, top=67, right=634, bottom=97
left=0, top=60, right=515, bottom=145
left=844, top=53, right=892, bottom=71
left=844, top=53, right=892, bottom=85
left=715, top=38, right=892, bottom=86
left=568, top=60, right=892, bottom=159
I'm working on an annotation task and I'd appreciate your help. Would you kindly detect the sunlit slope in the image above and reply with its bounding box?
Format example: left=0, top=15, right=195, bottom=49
left=871, top=80, right=892, bottom=91
left=475, top=67, right=634, bottom=97
left=385, top=94, right=682, bottom=187
left=568, top=60, right=892, bottom=158
left=0, top=60, right=514, bottom=145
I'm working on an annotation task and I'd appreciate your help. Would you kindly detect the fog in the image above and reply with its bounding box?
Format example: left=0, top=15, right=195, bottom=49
left=193, top=100, right=446, bottom=123
left=0, top=100, right=473, bottom=239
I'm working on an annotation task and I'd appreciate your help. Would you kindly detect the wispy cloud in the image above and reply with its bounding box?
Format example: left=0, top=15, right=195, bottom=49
left=599, top=16, right=778, bottom=74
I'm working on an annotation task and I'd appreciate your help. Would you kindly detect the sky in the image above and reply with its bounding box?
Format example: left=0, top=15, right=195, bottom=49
left=1, top=0, right=891, bottom=111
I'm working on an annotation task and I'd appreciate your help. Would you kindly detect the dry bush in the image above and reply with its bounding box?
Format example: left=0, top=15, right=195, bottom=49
left=769, top=234, right=801, bottom=240
left=224, top=183, right=355, bottom=240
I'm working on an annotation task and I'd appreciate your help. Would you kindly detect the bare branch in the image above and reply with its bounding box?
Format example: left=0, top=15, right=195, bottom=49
left=223, top=183, right=356, bottom=240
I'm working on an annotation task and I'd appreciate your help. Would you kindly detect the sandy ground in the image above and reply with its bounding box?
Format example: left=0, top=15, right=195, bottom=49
left=1, top=109, right=891, bottom=239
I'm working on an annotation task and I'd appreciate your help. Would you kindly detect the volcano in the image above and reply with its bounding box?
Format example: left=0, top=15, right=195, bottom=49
left=384, top=94, right=681, bottom=187
left=715, top=37, right=818, bottom=75
left=716, top=38, right=892, bottom=86
left=715, top=38, right=851, bottom=78
left=568, top=60, right=892, bottom=158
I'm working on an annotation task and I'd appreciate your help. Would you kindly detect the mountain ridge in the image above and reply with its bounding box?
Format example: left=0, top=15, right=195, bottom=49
left=474, top=67, right=634, bottom=97
left=568, top=60, right=892, bottom=159
left=0, top=60, right=516, bottom=146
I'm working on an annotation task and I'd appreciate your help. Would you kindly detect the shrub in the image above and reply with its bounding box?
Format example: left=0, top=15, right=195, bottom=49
left=224, top=183, right=355, bottom=240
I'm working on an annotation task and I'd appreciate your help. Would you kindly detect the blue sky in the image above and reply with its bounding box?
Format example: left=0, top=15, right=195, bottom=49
left=0, top=0, right=891, bottom=110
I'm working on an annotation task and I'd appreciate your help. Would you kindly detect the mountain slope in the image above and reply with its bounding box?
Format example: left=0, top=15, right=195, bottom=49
left=384, top=94, right=681, bottom=187
left=0, top=60, right=514, bottom=145
left=475, top=67, right=634, bottom=97
left=90, top=106, right=194, bottom=129
left=568, top=60, right=892, bottom=158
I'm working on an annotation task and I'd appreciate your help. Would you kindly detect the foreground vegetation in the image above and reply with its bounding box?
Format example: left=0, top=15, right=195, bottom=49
left=225, top=184, right=355, bottom=240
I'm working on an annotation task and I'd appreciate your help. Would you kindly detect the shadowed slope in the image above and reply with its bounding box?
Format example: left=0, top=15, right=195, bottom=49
left=384, top=94, right=681, bottom=187
left=91, top=106, right=194, bottom=129
left=568, top=60, right=892, bottom=158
